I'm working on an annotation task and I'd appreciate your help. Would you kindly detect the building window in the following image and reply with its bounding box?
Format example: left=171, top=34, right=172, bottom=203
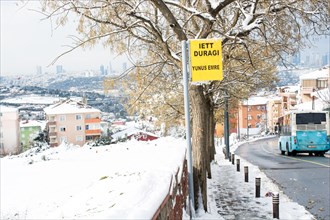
left=257, top=114, right=261, bottom=119
left=248, top=115, right=252, bottom=120
left=317, top=79, right=327, bottom=89
left=0, top=142, right=4, bottom=149
left=76, top=125, right=82, bottom=131
left=86, top=114, right=91, bottom=119
left=85, top=125, right=90, bottom=130
left=76, top=135, right=83, bottom=141
left=247, top=106, right=251, bottom=111
left=60, top=127, right=66, bottom=132
left=76, top=114, right=82, bottom=120
left=60, top=115, right=66, bottom=121
left=86, top=135, right=93, bottom=141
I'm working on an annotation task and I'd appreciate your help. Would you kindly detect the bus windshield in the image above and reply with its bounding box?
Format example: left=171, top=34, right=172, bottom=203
left=296, top=113, right=326, bottom=125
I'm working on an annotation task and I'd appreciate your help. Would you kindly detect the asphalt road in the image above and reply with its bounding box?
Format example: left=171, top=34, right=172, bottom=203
left=234, top=137, right=330, bottom=220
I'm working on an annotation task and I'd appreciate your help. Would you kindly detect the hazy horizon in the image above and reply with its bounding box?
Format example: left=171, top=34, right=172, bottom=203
left=0, top=1, right=128, bottom=76
left=1, top=1, right=329, bottom=77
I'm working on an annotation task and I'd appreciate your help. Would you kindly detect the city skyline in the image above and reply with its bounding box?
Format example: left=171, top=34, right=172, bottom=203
left=1, top=1, right=329, bottom=76
left=0, top=1, right=127, bottom=76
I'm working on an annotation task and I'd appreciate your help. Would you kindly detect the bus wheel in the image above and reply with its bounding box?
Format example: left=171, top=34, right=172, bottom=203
left=281, top=150, right=285, bottom=155
left=309, top=152, right=313, bottom=156
left=292, top=151, right=297, bottom=156
left=286, top=144, right=291, bottom=156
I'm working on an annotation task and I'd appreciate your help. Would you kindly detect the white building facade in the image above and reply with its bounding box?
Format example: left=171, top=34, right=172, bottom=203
left=0, top=106, right=21, bottom=156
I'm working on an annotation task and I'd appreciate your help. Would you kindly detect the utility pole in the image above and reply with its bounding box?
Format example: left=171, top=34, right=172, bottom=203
left=246, top=98, right=249, bottom=139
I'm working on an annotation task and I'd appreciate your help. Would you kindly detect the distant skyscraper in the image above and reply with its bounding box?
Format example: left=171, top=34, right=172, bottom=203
left=100, top=65, right=105, bottom=75
left=56, top=65, right=63, bottom=74
left=36, top=65, right=42, bottom=75
left=292, top=53, right=300, bottom=65
left=322, top=54, right=329, bottom=66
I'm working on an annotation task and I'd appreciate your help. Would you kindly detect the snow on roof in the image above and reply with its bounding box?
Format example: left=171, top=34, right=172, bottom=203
left=20, top=120, right=46, bottom=129
left=242, top=96, right=268, bottom=106
left=0, top=105, right=18, bottom=113
left=279, top=85, right=299, bottom=93
left=1, top=95, right=61, bottom=105
left=44, top=99, right=100, bottom=115
left=112, top=127, right=159, bottom=140
left=299, top=66, right=329, bottom=80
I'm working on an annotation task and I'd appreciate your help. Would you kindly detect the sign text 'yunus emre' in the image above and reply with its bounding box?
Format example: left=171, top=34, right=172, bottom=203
left=189, top=39, right=223, bottom=82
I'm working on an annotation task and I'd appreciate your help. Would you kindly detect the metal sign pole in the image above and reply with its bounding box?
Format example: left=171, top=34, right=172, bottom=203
left=181, top=40, right=195, bottom=217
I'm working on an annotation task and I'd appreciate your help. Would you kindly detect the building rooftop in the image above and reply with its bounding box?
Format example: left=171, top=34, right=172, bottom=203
left=0, top=105, right=18, bottom=113
left=299, top=66, right=329, bottom=80
left=44, top=99, right=100, bottom=115
left=20, top=120, right=46, bottom=129
left=242, top=96, right=268, bottom=106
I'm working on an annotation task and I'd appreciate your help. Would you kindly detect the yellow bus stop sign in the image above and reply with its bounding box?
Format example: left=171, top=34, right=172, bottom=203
left=189, top=39, right=223, bottom=82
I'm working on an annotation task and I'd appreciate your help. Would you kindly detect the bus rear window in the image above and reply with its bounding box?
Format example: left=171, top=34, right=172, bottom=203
left=296, top=113, right=326, bottom=124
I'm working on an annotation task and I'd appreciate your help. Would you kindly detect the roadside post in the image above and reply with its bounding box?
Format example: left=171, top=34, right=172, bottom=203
left=181, top=38, right=223, bottom=218
left=272, top=192, right=280, bottom=219
left=244, top=166, right=249, bottom=182
left=255, top=177, right=261, bottom=198
left=236, top=158, right=240, bottom=172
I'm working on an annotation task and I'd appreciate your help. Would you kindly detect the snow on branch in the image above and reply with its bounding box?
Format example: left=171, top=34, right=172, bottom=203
left=165, top=0, right=216, bottom=22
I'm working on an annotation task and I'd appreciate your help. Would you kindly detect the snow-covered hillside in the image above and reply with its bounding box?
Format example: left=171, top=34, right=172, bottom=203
left=0, top=137, right=186, bottom=219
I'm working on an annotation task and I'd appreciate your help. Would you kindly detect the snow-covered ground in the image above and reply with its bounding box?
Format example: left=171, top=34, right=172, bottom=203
left=1, top=136, right=315, bottom=219
left=0, top=137, right=186, bottom=219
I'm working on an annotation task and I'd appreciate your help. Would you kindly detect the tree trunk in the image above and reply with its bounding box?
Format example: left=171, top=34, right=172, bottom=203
left=204, top=95, right=212, bottom=179
left=208, top=99, right=216, bottom=162
left=190, top=85, right=208, bottom=211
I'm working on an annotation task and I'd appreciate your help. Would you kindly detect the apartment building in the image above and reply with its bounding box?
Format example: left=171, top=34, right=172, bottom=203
left=299, top=66, right=329, bottom=109
left=238, top=96, right=268, bottom=136
left=267, top=96, right=282, bottom=134
left=44, top=100, right=101, bottom=147
left=278, top=86, right=299, bottom=115
left=0, top=106, right=21, bottom=156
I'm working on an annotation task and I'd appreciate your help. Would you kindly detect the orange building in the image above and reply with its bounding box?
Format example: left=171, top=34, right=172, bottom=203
left=238, top=96, right=268, bottom=136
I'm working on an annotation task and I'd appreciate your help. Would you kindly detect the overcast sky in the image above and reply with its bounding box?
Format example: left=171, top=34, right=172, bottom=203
left=1, top=1, right=329, bottom=76
left=0, top=1, right=126, bottom=76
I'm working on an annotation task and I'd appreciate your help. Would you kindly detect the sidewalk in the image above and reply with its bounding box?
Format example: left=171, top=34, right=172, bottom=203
left=192, top=138, right=316, bottom=220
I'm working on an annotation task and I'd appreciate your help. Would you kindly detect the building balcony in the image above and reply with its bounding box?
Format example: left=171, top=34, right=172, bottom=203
left=49, top=132, right=57, bottom=137
left=301, top=87, right=314, bottom=94
left=85, top=129, right=101, bottom=135
left=48, top=121, right=56, bottom=126
left=85, top=118, right=101, bottom=123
